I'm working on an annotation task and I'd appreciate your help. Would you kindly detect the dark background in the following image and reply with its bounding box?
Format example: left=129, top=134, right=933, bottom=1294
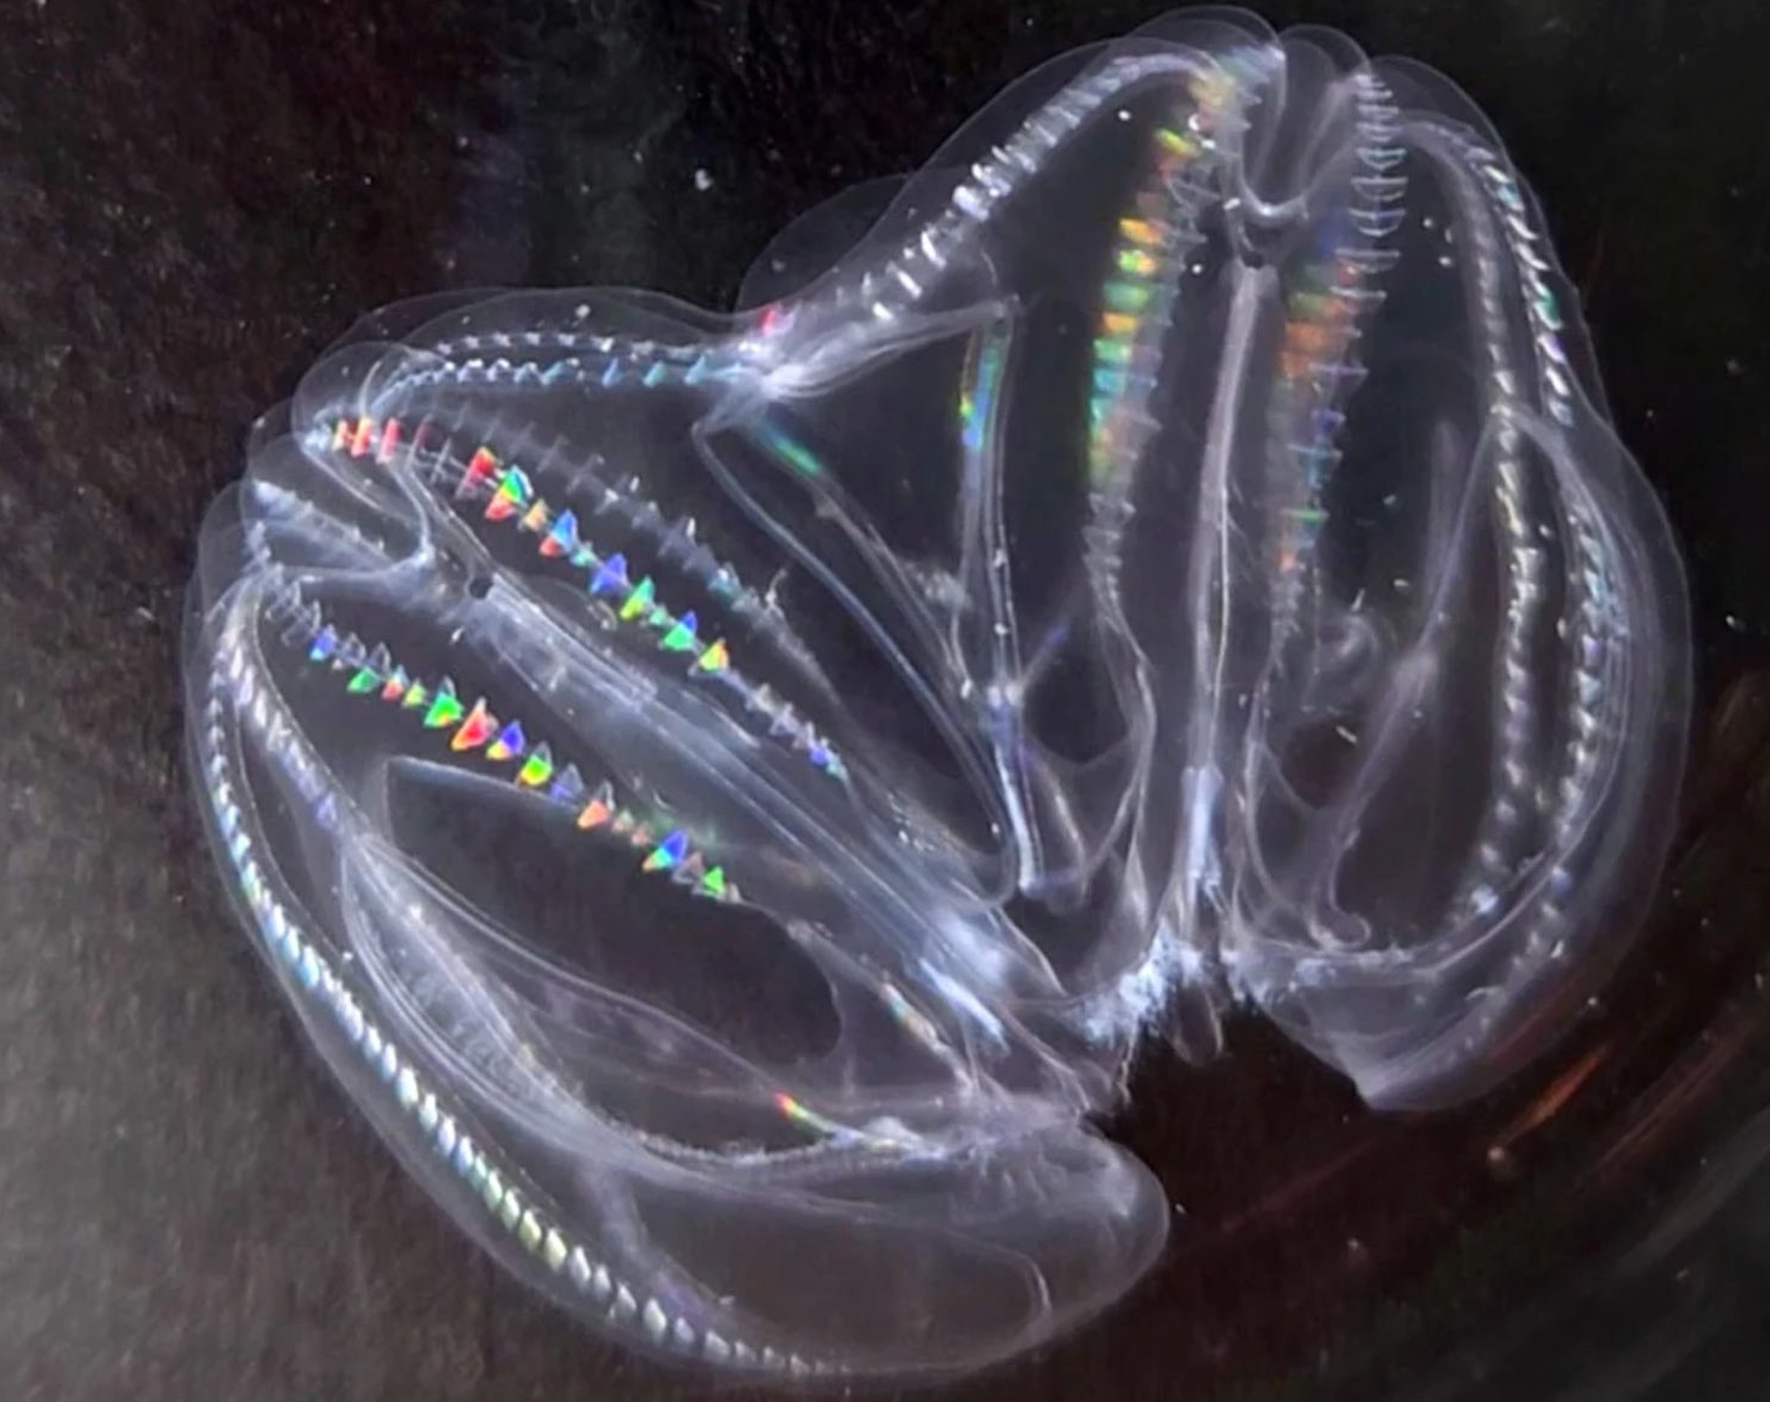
left=4, top=1, right=1770, bottom=1399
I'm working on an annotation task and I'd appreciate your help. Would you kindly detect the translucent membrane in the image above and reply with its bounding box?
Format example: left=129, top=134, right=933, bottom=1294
left=185, top=8, right=1689, bottom=1381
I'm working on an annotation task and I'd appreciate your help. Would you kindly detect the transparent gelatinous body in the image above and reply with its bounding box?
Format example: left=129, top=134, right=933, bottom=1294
left=185, top=9, right=1690, bottom=1382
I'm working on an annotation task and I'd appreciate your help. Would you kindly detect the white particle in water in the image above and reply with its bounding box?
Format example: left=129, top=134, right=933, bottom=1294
left=694, top=168, right=714, bottom=192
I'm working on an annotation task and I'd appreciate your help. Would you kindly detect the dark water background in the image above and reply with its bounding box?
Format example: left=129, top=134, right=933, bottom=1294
left=3, top=1, right=1769, bottom=1398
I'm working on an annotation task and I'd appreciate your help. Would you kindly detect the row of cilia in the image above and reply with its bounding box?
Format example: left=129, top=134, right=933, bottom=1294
left=329, top=414, right=848, bottom=783
left=197, top=597, right=833, bottom=1375
left=1435, top=119, right=1610, bottom=949
left=1084, top=77, right=1231, bottom=491
left=1079, top=68, right=1236, bottom=619
left=300, top=615, right=736, bottom=902
left=1266, top=69, right=1406, bottom=600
